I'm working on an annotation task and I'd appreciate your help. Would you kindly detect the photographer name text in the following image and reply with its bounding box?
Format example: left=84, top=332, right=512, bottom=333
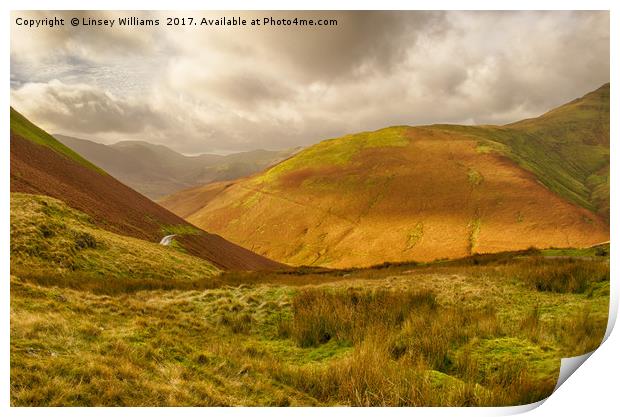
left=14, top=15, right=338, bottom=29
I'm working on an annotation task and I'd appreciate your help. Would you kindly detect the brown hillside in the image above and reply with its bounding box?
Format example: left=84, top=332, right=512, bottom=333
left=162, top=125, right=608, bottom=268
left=159, top=181, right=237, bottom=219
left=10, top=130, right=281, bottom=271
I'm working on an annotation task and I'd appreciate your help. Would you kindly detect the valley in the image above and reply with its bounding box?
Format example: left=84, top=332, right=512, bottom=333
left=9, top=84, right=610, bottom=407
left=55, top=134, right=300, bottom=200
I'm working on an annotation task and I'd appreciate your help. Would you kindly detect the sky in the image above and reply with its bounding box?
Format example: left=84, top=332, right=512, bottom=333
left=10, top=11, right=610, bottom=154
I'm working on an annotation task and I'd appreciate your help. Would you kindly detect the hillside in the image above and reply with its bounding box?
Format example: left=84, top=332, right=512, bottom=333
left=10, top=108, right=281, bottom=271
left=430, top=83, right=610, bottom=218
left=11, top=192, right=220, bottom=281
left=161, top=85, right=610, bottom=268
left=55, top=134, right=300, bottom=200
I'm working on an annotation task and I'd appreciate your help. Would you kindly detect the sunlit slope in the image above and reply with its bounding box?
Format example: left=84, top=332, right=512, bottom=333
left=159, top=180, right=237, bottom=219
left=165, top=130, right=607, bottom=268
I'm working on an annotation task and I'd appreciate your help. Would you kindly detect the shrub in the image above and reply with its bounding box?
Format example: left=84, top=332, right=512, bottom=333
left=390, top=304, right=500, bottom=371
left=218, top=312, right=254, bottom=334
left=290, top=288, right=436, bottom=347
left=73, top=231, right=99, bottom=250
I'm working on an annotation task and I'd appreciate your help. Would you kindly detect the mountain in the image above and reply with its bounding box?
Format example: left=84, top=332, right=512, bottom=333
left=10, top=108, right=281, bottom=271
left=55, top=134, right=300, bottom=200
left=160, top=84, right=610, bottom=268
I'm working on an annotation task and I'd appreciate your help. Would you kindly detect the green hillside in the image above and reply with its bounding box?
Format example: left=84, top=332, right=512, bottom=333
left=434, top=83, right=610, bottom=217
left=10, top=108, right=105, bottom=174
left=257, top=84, right=609, bottom=218
left=11, top=193, right=219, bottom=282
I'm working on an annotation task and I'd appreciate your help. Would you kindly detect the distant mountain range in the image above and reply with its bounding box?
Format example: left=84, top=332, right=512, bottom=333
left=54, top=135, right=301, bottom=200
left=161, top=84, right=610, bottom=268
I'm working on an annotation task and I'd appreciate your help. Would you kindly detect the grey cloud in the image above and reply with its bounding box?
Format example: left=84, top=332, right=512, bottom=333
left=11, top=10, right=162, bottom=60
left=254, top=11, right=445, bottom=82
left=203, top=72, right=294, bottom=108
left=9, top=11, right=610, bottom=154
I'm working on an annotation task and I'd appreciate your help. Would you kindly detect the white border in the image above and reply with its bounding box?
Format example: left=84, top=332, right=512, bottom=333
left=2, top=1, right=617, bottom=416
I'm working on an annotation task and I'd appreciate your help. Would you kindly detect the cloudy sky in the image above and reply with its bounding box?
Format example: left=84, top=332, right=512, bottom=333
left=10, top=11, right=609, bottom=154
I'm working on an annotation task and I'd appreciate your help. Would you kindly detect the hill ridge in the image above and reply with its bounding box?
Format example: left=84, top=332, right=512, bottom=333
left=161, top=84, right=609, bottom=268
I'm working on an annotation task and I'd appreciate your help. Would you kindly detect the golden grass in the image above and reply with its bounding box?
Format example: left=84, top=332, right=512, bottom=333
left=289, top=288, right=436, bottom=347
left=11, top=251, right=609, bottom=406
left=11, top=193, right=220, bottom=280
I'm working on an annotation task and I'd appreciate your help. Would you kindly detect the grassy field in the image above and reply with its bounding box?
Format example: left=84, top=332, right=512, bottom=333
left=11, top=230, right=609, bottom=405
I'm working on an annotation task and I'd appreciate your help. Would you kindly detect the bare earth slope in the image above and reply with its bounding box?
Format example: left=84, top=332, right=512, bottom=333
left=10, top=108, right=281, bottom=271
left=161, top=86, right=609, bottom=268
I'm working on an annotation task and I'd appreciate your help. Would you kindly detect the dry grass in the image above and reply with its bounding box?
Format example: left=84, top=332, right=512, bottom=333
left=289, top=288, right=436, bottom=347
left=12, top=269, right=223, bottom=295
left=272, top=286, right=566, bottom=406
left=513, top=258, right=609, bottom=293
left=11, top=231, right=609, bottom=406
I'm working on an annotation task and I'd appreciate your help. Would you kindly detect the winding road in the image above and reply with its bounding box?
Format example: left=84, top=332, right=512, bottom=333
left=159, top=234, right=176, bottom=246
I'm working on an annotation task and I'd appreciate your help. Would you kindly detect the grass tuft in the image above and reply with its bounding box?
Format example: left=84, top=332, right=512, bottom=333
left=516, top=258, right=609, bottom=293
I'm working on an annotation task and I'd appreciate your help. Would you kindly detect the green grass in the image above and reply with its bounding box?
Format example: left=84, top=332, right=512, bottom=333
left=433, top=84, right=609, bottom=217
left=11, top=193, right=219, bottom=281
left=587, top=166, right=610, bottom=219
left=541, top=243, right=609, bottom=258
left=10, top=244, right=609, bottom=406
left=461, top=336, right=559, bottom=383
left=160, top=224, right=202, bottom=236
left=10, top=107, right=105, bottom=174
left=257, top=126, right=411, bottom=184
